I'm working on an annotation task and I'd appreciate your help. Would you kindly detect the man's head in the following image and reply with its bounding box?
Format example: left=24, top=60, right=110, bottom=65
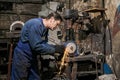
left=43, top=12, right=63, bottom=30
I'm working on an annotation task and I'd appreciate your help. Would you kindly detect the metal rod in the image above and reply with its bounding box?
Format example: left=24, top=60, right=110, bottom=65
left=7, top=40, right=13, bottom=80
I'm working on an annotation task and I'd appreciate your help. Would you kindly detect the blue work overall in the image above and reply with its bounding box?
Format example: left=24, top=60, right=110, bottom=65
left=11, top=40, right=40, bottom=80
left=11, top=18, right=55, bottom=80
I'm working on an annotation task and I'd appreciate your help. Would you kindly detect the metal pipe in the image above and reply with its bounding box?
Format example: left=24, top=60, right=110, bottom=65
left=7, top=41, right=13, bottom=80
left=10, top=21, right=24, bottom=32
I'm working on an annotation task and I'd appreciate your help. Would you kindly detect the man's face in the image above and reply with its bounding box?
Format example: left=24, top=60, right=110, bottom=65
left=49, top=17, right=61, bottom=30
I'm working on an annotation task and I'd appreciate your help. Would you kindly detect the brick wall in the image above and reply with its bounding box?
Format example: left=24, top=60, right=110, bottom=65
left=0, top=2, right=41, bottom=37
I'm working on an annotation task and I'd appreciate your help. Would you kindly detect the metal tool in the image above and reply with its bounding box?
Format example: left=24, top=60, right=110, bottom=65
left=65, top=42, right=77, bottom=54
left=58, top=42, right=77, bottom=74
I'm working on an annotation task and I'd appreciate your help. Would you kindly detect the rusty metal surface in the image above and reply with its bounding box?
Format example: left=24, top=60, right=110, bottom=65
left=5, top=31, right=21, bottom=38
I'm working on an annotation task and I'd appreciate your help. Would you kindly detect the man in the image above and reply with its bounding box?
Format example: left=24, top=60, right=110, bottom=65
left=11, top=12, right=64, bottom=80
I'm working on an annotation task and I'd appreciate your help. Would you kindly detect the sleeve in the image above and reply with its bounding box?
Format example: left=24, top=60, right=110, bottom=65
left=28, top=22, right=55, bottom=54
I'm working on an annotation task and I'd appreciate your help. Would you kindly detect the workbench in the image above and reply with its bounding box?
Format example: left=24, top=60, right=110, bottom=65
left=64, top=54, right=104, bottom=80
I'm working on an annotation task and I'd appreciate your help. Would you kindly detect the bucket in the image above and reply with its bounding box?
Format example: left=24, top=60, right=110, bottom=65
left=103, top=63, right=113, bottom=74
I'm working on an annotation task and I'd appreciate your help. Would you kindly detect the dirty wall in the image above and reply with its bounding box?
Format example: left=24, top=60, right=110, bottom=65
left=71, top=0, right=120, bottom=79
left=105, top=0, right=120, bottom=79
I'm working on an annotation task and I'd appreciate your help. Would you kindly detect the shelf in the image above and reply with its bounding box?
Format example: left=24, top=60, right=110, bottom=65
left=0, top=63, right=8, bottom=66
left=83, top=8, right=107, bottom=13
left=0, top=39, right=9, bottom=43
left=0, top=48, right=8, bottom=51
left=0, top=11, right=38, bottom=16
left=77, top=70, right=102, bottom=76
left=65, top=54, right=104, bottom=62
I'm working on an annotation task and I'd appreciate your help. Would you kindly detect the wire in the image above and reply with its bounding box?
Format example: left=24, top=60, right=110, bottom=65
left=103, top=12, right=118, bottom=79
left=103, top=12, right=112, bottom=54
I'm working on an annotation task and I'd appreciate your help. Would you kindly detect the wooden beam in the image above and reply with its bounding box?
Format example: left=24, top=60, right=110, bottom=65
left=0, top=0, right=43, bottom=3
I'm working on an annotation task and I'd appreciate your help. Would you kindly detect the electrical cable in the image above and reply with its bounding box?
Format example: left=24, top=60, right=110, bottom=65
left=103, top=12, right=112, bottom=55
left=103, top=12, right=118, bottom=79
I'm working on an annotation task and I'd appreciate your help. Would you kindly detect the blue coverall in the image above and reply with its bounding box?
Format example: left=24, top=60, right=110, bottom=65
left=11, top=18, right=56, bottom=80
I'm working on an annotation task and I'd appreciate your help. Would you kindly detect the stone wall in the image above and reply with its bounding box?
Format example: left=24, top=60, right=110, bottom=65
left=0, top=2, right=41, bottom=37
left=105, top=0, right=120, bottom=78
